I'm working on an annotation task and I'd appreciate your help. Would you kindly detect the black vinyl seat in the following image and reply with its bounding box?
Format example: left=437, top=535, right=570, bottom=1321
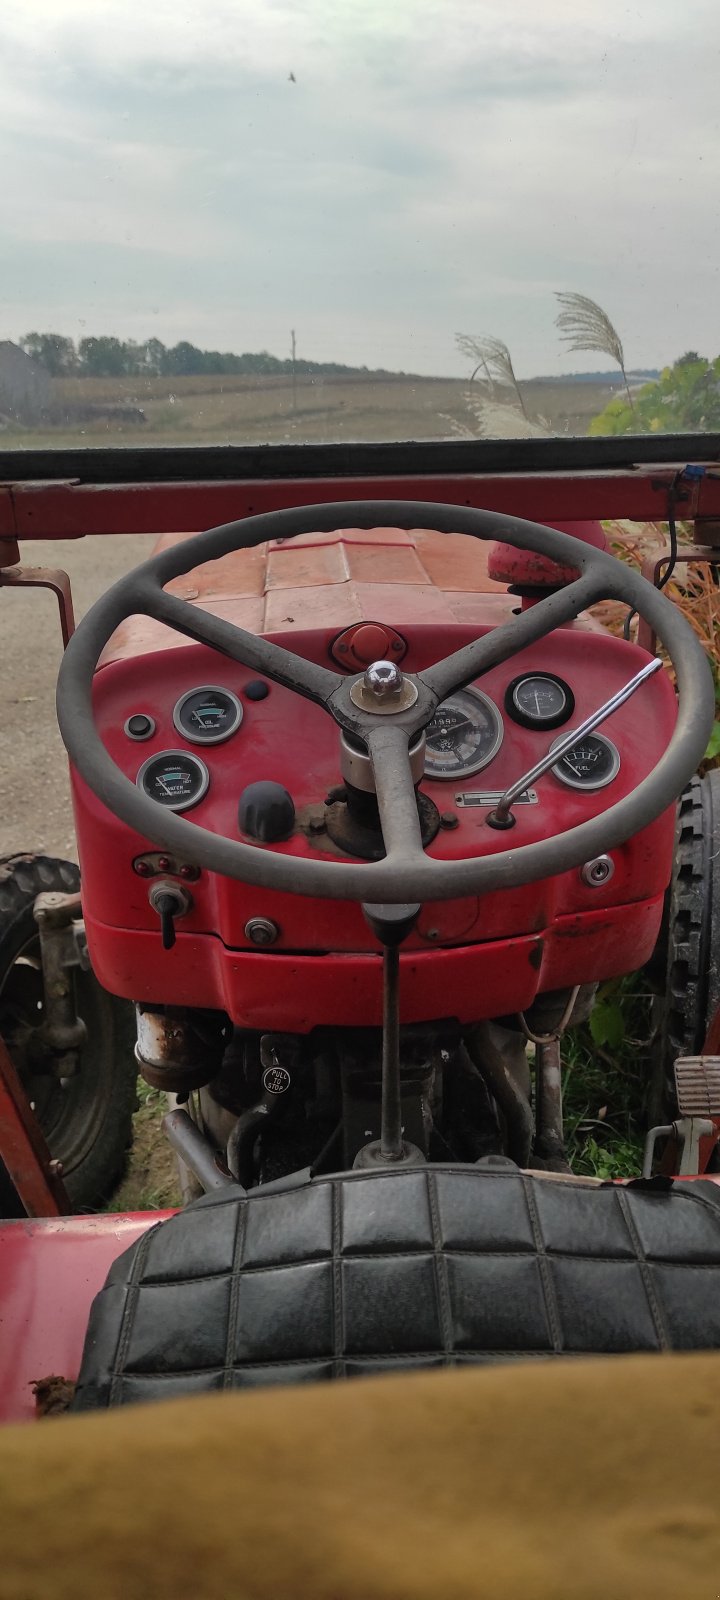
left=72, top=1166, right=720, bottom=1410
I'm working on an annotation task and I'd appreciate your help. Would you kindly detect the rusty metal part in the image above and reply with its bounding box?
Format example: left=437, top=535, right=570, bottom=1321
left=518, top=987, right=581, bottom=1047
left=637, top=544, right=719, bottom=654
left=0, top=1031, right=71, bottom=1215
left=534, top=1038, right=570, bottom=1171
left=33, top=890, right=88, bottom=1071
left=0, top=565, right=75, bottom=646
left=325, top=786, right=440, bottom=862
left=162, top=1108, right=234, bottom=1193
left=463, top=1025, right=534, bottom=1168
left=135, top=1005, right=225, bottom=1091
left=0, top=536, right=20, bottom=566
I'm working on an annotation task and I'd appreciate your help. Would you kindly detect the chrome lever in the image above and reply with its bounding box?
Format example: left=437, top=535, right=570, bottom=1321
left=487, top=657, right=663, bottom=829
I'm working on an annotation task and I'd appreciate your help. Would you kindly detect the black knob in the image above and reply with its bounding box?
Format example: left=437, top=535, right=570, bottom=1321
left=239, top=782, right=295, bottom=843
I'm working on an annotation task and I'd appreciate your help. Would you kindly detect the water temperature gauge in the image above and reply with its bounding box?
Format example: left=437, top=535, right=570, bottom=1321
left=137, top=750, right=210, bottom=811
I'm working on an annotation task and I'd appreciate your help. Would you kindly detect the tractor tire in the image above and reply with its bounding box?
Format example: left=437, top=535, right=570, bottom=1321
left=649, top=773, right=720, bottom=1125
left=0, top=854, right=137, bottom=1211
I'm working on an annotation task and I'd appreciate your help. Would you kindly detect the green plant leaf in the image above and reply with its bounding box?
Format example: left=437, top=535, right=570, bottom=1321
left=589, top=999, right=626, bottom=1048
left=705, top=722, right=720, bottom=761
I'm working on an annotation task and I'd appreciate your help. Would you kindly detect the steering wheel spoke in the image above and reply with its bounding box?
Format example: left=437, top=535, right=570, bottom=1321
left=366, top=724, right=426, bottom=866
left=420, top=572, right=605, bottom=702
left=143, top=583, right=341, bottom=707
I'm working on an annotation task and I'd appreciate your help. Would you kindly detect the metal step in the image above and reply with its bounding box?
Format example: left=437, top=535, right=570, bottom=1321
left=674, top=1056, right=720, bottom=1118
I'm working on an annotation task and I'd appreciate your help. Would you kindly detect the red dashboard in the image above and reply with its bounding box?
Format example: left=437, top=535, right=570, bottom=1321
left=71, top=611, right=677, bottom=1031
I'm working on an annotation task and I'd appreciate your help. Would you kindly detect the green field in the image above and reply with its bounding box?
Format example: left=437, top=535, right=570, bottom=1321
left=4, top=371, right=618, bottom=448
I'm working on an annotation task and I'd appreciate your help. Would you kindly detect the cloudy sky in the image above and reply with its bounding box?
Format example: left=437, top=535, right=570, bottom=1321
left=1, top=0, right=718, bottom=376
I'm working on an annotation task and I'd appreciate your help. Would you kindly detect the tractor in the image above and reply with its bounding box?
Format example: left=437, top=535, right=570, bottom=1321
left=2, top=438, right=720, bottom=1422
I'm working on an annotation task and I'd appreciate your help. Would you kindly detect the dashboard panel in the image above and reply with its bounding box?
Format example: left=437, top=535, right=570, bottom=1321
left=70, top=614, right=679, bottom=1026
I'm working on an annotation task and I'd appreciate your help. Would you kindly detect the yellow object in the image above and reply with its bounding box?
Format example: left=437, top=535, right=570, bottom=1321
left=0, top=1354, right=719, bottom=1599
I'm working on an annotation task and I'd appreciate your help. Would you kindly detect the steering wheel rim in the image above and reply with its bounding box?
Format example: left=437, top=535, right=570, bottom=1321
left=57, top=500, right=715, bottom=903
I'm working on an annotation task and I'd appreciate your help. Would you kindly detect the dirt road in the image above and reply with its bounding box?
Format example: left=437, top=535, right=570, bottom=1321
left=1, top=535, right=152, bottom=860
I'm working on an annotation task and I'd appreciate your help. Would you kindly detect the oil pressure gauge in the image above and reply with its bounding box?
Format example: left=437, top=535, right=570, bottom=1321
left=173, top=686, right=243, bottom=745
left=137, top=750, right=210, bottom=811
left=505, top=673, right=574, bottom=730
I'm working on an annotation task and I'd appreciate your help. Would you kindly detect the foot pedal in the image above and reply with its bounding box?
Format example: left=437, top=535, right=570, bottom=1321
left=674, top=1057, right=720, bottom=1118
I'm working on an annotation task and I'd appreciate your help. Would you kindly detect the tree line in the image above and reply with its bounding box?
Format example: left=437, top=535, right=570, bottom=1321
left=18, top=332, right=396, bottom=381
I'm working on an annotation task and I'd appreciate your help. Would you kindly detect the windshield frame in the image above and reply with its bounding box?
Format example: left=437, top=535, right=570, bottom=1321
left=0, top=433, right=719, bottom=486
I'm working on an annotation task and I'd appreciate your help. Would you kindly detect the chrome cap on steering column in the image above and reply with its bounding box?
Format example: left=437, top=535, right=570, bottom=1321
left=349, top=658, right=419, bottom=714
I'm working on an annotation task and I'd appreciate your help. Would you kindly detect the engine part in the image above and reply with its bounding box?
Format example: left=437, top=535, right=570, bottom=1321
left=135, top=1005, right=226, bottom=1092
left=534, top=1038, right=570, bottom=1171
left=162, top=1108, right=234, bottom=1193
left=463, top=1023, right=534, bottom=1168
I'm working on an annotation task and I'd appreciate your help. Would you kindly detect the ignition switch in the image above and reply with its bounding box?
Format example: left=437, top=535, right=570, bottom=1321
left=148, top=881, right=192, bottom=950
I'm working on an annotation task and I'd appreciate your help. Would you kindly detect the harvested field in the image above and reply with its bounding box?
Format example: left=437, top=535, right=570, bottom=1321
left=4, top=372, right=618, bottom=448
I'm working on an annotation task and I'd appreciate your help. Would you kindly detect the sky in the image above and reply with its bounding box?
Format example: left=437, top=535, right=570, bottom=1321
left=0, top=0, right=718, bottom=378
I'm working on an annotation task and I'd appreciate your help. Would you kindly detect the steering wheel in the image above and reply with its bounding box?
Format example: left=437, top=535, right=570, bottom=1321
left=57, top=501, right=714, bottom=903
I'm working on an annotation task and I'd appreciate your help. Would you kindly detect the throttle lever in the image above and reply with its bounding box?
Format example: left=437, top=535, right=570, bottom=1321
left=487, top=657, right=663, bottom=829
left=148, top=881, right=192, bottom=951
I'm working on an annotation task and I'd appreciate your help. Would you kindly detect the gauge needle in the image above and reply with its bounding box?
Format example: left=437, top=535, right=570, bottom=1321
left=157, top=778, right=173, bottom=796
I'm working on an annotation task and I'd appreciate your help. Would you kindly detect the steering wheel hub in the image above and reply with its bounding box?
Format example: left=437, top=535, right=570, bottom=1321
left=350, top=661, right=419, bottom=714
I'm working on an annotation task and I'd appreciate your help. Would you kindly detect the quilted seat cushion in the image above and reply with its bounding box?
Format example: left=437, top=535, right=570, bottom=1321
left=72, top=1166, right=720, bottom=1410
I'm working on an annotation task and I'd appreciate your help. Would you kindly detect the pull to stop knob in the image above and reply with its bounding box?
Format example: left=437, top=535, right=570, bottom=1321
left=148, top=882, right=192, bottom=950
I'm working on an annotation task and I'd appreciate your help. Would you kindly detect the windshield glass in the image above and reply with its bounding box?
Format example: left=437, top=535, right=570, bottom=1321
left=1, top=0, right=718, bottom=448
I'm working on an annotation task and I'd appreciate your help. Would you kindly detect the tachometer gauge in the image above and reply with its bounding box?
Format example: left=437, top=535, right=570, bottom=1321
left=137, top=750, right=210, bottom=811
left=424, top=688, right=503, bottom=780
left=550, top=733, right=620, bottom=791
left=506, top=673, right=574, bottom=730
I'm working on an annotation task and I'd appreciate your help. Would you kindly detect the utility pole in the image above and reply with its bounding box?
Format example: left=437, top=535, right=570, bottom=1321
left=291, top=328, right=297, bottom=412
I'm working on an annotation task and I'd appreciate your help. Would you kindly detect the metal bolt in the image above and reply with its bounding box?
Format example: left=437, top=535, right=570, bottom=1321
left=245, top=917, right=279, bottom=947
left=49, top=1159, right=64, bottom=1177
left=440, top=812, right=459, bottom=830
left=158, top=856, right=171, bottom=871
left=580, top=855, right=614, bottom=887
left=134, top=859, right=152, bottom=877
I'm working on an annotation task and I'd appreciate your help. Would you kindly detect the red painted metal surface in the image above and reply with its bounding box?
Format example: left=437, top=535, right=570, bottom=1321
left=0, top=1212, right=169, bottom=1423
left=70, top=524, right=678, bottom=1029
left=4, top=468, right=720, bottom=543
left=0, top=1036, right=70, bottom=1216
left=82, top=898, right=666, bottom=1030
left=487, top=518, right=608, bottom=588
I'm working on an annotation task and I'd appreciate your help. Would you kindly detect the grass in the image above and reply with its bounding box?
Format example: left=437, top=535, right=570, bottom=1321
left=562, top=977, right=651, bottom=1179
left=107, top=1078, right=182, bottom=1213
